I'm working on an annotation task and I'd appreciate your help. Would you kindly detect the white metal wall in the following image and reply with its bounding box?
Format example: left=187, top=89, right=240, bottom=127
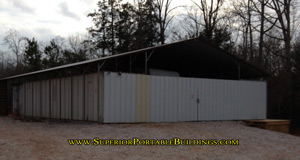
left=103, top=72, right=136, bottom=123
left=17, top=72, right=266, bottom=123
left=103, top=72, right=267, bottom=123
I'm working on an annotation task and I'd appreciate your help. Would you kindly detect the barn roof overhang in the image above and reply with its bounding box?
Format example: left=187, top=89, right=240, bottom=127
left=1, top=38, right=268, bottom=81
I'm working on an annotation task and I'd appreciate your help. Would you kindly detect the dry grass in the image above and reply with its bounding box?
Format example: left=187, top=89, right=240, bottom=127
left=0, top=116, right=299, bottom=160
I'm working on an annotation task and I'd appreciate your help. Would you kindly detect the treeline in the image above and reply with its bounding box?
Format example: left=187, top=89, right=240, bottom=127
left=0, top=32, right=89, bottom=76
left=1, top=0, right=300, bottom=127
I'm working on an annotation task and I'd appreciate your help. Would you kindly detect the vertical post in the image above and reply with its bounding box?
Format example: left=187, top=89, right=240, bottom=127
left=235, top=61, right=241, bottom=80
left=83, top=66, right=86, bottom=120
left=115, top=58, right=118, bottom=72
left=220, top=66, right=223, bottom=79
left=40, top=80, right=42, bottom=118
left=59, top=77, right=62, bottom=119
left=129, top=55, right=132, bottom=73
left=96, top=61, right=105, bottom=122
left=145, top=51, right=148, bottom=74
left=49, top=79, right=51, bottom=119
left=32, top=81, right=33, bottom=118
left=238, top=62, right=241, bottom=79
left=24, top=83, right=26, bottom=117
left=97, top=63, right=100, bottom=122
left=71, top=75, right=73, bottom=120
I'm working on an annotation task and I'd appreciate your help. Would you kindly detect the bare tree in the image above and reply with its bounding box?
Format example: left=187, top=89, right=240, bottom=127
left=181, top=6, right=202, bottom=38
left=264, top=0, right=292, bottom=69
left=68, top=33, right=86, bottom=53
left=231, top=0, right=255, bottom=61
left=2, top=29, right=26, bottom=67
left=155, top=0, right=176, bottom=44
left=0, top=50, right=6, bottom=78
left=192, top=0, right=225, bottom=40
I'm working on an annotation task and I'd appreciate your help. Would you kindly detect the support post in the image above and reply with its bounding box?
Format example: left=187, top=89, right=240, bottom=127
left=129, top=55, right=132, bottom=73
left=83, top=65, right=86, bottom=120
left=71, top=75, right=73, bottom=120
left=238, top=62, right=241, bottom=79
left=97, top=61, right=105, bottom=122
left=24, top=83, right=26, bottom=117
left=40, top=80, right=42, bottom=118
left=130, top=54, right=138, bottom=73
left=32, top=81, right=33, bottom=118
left=115, top=58, right=118, bottom=72
left=49, top=79, right=51, bottom=119
left=235, top=61, right=241, bottom=79
left=59, top=77, right=62, bottom=119
left=145, top=49, right=155, bottom=75
left=145, top=51, right=148, bottom=74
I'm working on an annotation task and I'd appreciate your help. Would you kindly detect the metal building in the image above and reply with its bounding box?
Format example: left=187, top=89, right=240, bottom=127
left=0, top=38, right=268, bottom=123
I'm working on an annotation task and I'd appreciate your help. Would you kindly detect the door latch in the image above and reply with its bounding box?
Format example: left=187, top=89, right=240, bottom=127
left=196, top=98, right=200, bottom=104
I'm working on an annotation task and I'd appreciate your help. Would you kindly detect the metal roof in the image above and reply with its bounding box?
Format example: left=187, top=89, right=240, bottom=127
left=1, top=38, right=268, bottom=80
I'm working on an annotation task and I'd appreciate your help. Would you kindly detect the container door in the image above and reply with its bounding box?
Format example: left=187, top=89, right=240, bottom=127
left=197, top=79, right=221, bottom=121
left=177, top=78, right=198, bottom=122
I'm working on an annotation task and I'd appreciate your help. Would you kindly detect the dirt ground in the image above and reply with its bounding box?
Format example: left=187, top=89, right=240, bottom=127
left=0, top=116, right=299, bottom=160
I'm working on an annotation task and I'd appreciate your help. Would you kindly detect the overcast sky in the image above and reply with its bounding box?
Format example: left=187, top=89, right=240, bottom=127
left=0, top=0, right=192, bottom=51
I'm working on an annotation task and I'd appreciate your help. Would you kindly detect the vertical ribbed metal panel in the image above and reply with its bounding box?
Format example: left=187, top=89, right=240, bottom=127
left=12, top=85, right=18, bottom=114
left=50, top=79, right=60, bottom=119
left=99, top=72, right=105, bottom=122
left=41, top=80, right=50, bottom=118
left=197, top=79, right=266, bottom=120
left=61, top=77, right=71, bottom=119
left=103, top=72, right=266, bottom=123
left=32, top=81, right=41, bottom=117
left=85, top=74, right=98, bottom=121
left=103, top=72, right=136, bottom=123
left=20, top=83, right=25, bottom=116
left=25, top=82, right=33, bottom=116
left=176, top=77, right=198, bottom=122
left=150, top=76, right=179, bottom=122
left=150, top=76, right=164, bottom=122
left=16, top=71, right=266, bottom=122
left=163, top=77, right=175, bottom=122
left=136, top=74, right=150, bottom=122
left=72, top=75, right=84, bottom=120
left=0, top=80, right=7, bottom=116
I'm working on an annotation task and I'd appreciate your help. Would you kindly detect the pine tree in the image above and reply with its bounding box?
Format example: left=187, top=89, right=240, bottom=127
left=24, top=38, right=42, bottom=71
left=42, top=39, right=63, bottom=68
left=88, top=0, right=122, bottom=55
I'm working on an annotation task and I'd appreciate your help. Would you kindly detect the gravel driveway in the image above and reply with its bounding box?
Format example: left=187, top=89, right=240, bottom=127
left=0, top=117, right=299, bottom=160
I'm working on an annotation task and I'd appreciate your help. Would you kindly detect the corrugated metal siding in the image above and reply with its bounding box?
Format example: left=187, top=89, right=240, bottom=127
left=99, top=72, right=105, bottom=122
left=85, top=74, right=98, bottom=121
left=33, top=81, right=41, bottom=117
left=72, top=75, right=84, bottom=120
left=61, top=77, right=71, bottom=119
left=0, top=80, right=7, bottom=115
left=20, top=83, right=25, bottom=116
left=17, top=73, right=104, bottom=121
left=103, top=72, right=267, bottom=123
left=197, top=79, right=266, bottom=120
left=16, top=72, right=266, bottom=122
left=176, top=77, right=198, bottom=122
left=103, top=72, right=136, bottom=123
left=136, top=75, right=150, bottom=122
left=50, top=79, right=60, bottom=119
left=41, top=80, right=50, bottom=118
left=150, top=76, right=165, bottom=122
left=24, top=82, right=33, bottom=117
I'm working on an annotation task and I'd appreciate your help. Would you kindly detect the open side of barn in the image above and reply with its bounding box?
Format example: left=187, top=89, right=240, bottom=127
left=0, top=38, right=268, bottom=123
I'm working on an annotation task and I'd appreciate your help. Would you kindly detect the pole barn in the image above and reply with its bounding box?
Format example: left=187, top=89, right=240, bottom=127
left=0, top=38, right=268, bottom=123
